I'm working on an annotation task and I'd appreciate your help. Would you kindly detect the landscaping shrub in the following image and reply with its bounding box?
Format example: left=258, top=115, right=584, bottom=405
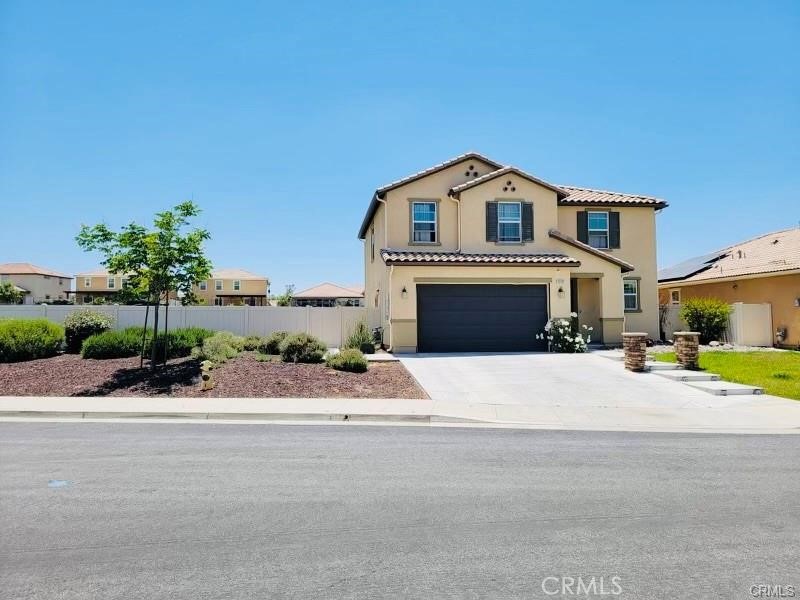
left=64, top=309, right=114, bottom=353
left=679, top=297, right=731, bottom=344
left=258, top=331, right=288, bottom=355
left=326, top=348, right=368, bottom=373
left=0, top=318, right=64, bottom=362
left=536, top=315, right=592, bottom=353
left=81, top=327, right=143, bottom=359
left=279, top=332, right=327, bottom=363
left=191, top=331, right=244, bottom=365
left=242, top=335, right=263, bottom=351
left=344, top=320, right=374, bottom=353
left=150, top=327, right=214, bottom=359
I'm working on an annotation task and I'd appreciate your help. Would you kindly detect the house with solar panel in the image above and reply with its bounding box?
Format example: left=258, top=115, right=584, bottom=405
left=357, top=152, right=668, bottom=352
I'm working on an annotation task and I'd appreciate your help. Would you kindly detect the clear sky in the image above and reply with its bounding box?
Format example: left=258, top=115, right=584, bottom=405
left=1, top=0, right=797, bottom=293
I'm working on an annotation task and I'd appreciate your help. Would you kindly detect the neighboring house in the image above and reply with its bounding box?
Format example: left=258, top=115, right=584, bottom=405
left=0, top=263, right=72, bottom=304
left=291, top=283, right=365, bottom=307
left=658, top=228, right=800, bottom=347
left=73, top=269, right=133, bottom=304
left=358, top=152, right=667, bottom=352
left=192, top=269, right=269, bottom=306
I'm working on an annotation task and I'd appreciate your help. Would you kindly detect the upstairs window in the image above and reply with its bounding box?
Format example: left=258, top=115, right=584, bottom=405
left=670, top=289, right=680, bottom=305
left=107, top=277, right=115, bottom=289
left=411, top=201, right=437, bottom=243
left=623, top=279, right=639, bottom=311
left=215, top=280, right=223, bottom=291
left=497, top=202, right=522, bottom=242
left=233, top=280, right=241, bottom=291
left=84, top=278, right=91, bottom=288
left=199, top=281, right=207, bottom=291
left=588, top=211, right=609, bottom=249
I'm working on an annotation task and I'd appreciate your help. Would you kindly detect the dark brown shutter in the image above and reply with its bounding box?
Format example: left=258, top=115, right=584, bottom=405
left=609, top=211, right=621, bottom=248
left=577, top=211, right=588, bottom=243
left=486, top=202, right=498, bottom=242
left=522, top=202, right=534, bottom=241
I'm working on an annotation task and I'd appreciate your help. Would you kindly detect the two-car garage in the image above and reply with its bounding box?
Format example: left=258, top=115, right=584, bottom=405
left=416, top=284, right=549, bottom=352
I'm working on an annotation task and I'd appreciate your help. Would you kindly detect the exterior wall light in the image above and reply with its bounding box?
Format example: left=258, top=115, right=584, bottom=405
left=401, top=286, right=408, bottom=299
left=557, top=286, right=565, bottom=299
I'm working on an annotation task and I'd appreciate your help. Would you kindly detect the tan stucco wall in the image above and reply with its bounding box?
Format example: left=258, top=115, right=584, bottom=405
left=659, top=273, right=800, bottom=346
left=192, top=278, right=268, bottom=305
left=0, top=274, right=70, bottom=303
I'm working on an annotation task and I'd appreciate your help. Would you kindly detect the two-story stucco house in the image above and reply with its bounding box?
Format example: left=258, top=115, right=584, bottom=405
left=358, top=152, right=667, bottom=352
left=0, top=263, right=72, bottom=304
left=192, top=269, right=269, bottom=306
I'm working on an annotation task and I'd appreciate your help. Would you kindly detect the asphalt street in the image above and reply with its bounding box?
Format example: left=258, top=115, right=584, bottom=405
left=1, top=423, right=798, bottom=599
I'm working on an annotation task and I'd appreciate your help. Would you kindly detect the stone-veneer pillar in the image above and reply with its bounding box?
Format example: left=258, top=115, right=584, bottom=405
left=673, top=331, right=700, bottom=370
left=622, top=332, right=648, bottom=372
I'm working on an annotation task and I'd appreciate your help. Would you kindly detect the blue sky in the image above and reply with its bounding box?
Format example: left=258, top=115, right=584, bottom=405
left=1, top=0, right=797, bottom=293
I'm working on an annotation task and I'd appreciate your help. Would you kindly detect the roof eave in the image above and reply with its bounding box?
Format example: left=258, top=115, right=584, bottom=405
left=548, top=229, right=636, bottom=273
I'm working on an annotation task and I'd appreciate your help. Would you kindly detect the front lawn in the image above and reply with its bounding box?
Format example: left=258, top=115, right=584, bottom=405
left=651, top=351, right=800, bottom=400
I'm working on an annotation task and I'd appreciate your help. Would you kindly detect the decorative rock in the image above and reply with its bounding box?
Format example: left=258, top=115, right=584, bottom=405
left=673, top=331, right=700, bottom=370
left=709, top=341, right=720, bottom=347
left=622, top=332, right=648, bottom=372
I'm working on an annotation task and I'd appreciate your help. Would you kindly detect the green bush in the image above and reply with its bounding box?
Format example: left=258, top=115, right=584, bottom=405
left=150, top=327, right=214, bottom=359
left=679, top=297, right=731, bottom=344
left=0, top=318, right=64, bottom=362
left=279, top=332, right=327, bottom=363
left=325, top=348, right=368, bottom=373
left=81, top=327, right=143, bottom=359
left=191, top=331, right=244, bottom=365
left=64, top=309, right=114, bottom=353
left=242, top=335, right=263, bottom=351
left=258, top=331, right=288, bottom=355
left=344, top=321, right=374, bottom=353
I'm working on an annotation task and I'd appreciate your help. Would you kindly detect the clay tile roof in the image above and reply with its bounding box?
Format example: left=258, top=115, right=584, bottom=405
left=659, top=227, right=800, bottom=284
left=375, top=152, right=503, bottom=195
left=0, top=262, right=72, bottom=278
left=210, top=268, right=268, bottom=281
left=449, top=166, right=569, bottom=198
left=294, top=282, right=365, bottom=299
left=557, top=185, right=668, bottom=208
left=548, top=229, right=635, bottom=273
left=380, top=249, right=581, bottom=267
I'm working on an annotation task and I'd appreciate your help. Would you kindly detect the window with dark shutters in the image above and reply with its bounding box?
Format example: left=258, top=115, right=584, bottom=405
left=486, top=202, right=498, bottom=242
left=522, top=202, right=534, bottom=241
left=609, top=212, right=621, bottom=248
left=577, top=211, right=588, bottom=243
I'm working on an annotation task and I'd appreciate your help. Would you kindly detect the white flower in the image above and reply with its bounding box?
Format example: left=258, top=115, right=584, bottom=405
left=570, top=312, right=577, bottom=318
left=544, top=321, right=552, bottom=332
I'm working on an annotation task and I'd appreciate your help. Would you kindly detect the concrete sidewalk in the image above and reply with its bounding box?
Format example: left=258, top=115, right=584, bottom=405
left=1, top=394, right=799, bottom=433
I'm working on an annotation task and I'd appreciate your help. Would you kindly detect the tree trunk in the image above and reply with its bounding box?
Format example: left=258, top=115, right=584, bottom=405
left=163, top=291, right=170, bottom=364
left=140, top=300, right=151, bottom=369
left=150, top=292, right=160, bottom=371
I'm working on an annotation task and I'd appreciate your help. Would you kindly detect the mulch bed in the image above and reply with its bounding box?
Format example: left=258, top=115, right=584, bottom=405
left=0, top=352, right=428, bottom=399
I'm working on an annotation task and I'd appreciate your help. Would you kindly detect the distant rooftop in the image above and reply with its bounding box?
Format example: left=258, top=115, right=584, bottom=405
left=293, top=282, right=364, bottom=299
left=0, top=262, right=71, bottom=278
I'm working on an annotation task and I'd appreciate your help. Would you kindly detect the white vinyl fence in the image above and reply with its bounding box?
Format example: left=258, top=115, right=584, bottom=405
left=0, top=305, right=368, bottom=348
left=661, top=302, right=773, bottom=347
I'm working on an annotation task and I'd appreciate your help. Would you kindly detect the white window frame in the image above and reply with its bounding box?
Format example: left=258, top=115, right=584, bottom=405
left=84, top=278, right=91, bottom=288
left=233, top=280, right=241, bottom=291
left=623, top=279, right=639, bottom=311
left=411, top=201, right=437, bottom=244
left=121, top=278, right=129, bottom=289
left=199, top=281, right=207, bottom=291
left=107, top=277, right=116, bottom=289
left=215, top=280, right=223, bottom=291
left=588, top=211, right=610, bottom=249
left=669, top=289, right=681, bottom=305
left=497, top=201, right=522, bottom=243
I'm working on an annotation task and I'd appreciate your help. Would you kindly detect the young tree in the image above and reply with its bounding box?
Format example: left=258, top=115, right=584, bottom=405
left=274, top=284, right=295, bottom=306
left=0, top=281, right=23, bottom=304
left=76, top=201, right=212, bottom=370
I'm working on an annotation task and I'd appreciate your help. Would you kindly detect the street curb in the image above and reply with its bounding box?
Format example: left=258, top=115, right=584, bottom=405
left=0, top=410, right=436, bottom=423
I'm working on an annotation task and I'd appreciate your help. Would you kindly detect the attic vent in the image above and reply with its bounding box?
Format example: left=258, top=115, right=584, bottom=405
left=464, top=164, right=480, bottom=178
left=772, top=239, right=780, bottom=244
left=502, top=180, right=516, bottom=192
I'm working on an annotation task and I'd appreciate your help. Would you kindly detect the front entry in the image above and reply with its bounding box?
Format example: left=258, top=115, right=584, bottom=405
left=416, top=284, right=548, bottom=352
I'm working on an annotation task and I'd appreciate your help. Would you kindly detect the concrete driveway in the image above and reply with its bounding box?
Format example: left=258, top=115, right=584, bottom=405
left=399, top=352, right=800, bottom=432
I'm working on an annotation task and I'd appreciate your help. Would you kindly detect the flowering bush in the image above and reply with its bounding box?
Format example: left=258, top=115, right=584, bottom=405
left=536, top=313, right=592, bottom=353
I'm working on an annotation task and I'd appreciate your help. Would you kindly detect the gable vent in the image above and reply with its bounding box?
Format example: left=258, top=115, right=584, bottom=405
left=502, top=179, right=517, bottom=192
left=464, top=164, right=480, bottom=178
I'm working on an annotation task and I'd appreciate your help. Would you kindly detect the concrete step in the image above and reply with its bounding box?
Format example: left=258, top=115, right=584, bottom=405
left=684, top=380, right=764, bottom=396
left=653, top=369, right=720, bottom=382
left=644, top=361, right=681, bottom=371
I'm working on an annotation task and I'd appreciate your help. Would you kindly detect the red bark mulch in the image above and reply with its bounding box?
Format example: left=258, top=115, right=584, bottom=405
left=0, top=352, right=427, bottom=399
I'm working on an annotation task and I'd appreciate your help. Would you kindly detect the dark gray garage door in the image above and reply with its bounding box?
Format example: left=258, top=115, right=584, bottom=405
left=416, top=284, right=548, bottom=352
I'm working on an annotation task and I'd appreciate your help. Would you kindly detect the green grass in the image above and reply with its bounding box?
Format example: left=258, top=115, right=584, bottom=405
left=651, top=351, right=800, bottom=400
